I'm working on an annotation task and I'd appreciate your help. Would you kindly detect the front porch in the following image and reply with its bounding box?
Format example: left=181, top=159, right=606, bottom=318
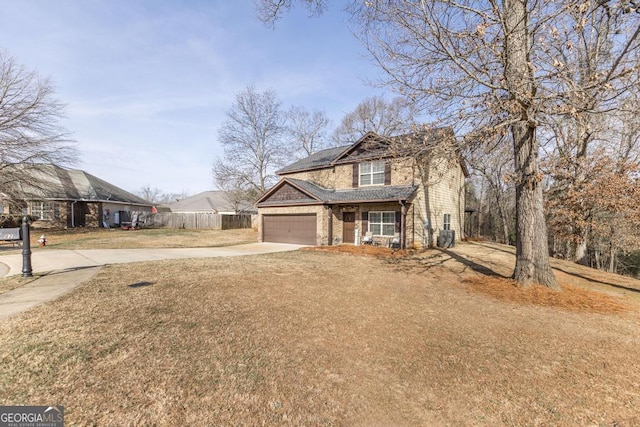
left=328, top=201, right=412, bottom=249
left=256, top=177, right=418, bottom=247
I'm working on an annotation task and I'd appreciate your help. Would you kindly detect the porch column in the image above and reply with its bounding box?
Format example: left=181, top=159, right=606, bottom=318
left=400, top=202, right=407, bottom=250
left=327, top=205, right=333, bottom=246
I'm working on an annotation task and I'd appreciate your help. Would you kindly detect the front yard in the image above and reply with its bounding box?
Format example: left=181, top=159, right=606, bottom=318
left=0, top=240, right=639, bottom=425
left=28, top=227, right=258, bottom=249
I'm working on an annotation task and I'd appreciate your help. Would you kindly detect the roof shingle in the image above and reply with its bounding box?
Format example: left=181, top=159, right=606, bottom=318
left=276, top=146, right=348, bottom=175
left=257, top=178, right=417, bottom=206
left=4, top=164, right=152, bottom=206
left=276, top=128, right=455, bottom=175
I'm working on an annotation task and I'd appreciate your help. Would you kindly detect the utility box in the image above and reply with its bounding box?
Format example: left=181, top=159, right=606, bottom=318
left=437, top=230, right=455, bottom=248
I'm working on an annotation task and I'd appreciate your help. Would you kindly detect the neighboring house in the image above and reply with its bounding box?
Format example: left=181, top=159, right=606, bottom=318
left=167, top=191, right=257, bottom=215
left=0, top=164, right=153, bottom=228
left=255, top=130, right=468, bottom=248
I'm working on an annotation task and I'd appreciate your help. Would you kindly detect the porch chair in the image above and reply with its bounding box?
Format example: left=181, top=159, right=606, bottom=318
left=389, top=233, right=401, bottom=249
left=362, top=231, right=374, bottom=245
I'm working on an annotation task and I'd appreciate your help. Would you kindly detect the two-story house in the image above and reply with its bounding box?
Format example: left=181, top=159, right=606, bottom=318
left=255, top=129, right=467, bottom=249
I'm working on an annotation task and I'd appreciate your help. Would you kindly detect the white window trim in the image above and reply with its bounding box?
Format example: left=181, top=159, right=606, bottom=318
left=30, top=201, right=54, bottom=221
left=368, top=211, right=396, bottom=237
left=359, top=161, right=385, bottom=187
left=443, top=213, right=451, bottom=231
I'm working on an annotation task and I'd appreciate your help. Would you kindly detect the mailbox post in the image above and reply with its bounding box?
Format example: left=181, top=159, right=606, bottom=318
left=21, top=209, right=32, bottom=277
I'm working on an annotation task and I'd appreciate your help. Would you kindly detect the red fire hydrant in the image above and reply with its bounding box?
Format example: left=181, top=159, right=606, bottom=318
left=38, top=234, right=47, bottom=247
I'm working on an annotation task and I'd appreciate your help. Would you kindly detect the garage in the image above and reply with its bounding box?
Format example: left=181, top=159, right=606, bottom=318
left=263, top=214, right=317, bottom=245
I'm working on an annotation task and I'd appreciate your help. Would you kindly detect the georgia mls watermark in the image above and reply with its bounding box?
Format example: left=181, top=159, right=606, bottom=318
left=0, top=406, right=64, bottom=427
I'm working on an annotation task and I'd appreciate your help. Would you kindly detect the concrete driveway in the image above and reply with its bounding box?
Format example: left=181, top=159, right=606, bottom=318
left=0, top=242, right=304, bottom=277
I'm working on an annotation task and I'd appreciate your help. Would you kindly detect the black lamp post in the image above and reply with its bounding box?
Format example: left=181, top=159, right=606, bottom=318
left=21, top=208, right=32, bottom=277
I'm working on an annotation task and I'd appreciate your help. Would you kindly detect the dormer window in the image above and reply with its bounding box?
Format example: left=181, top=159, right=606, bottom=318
left=359, top=161, right=385, bottom=186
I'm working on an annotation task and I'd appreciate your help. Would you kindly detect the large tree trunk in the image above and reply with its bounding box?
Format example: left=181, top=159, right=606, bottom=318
left=608, top=226, right=617, bottom=273
left=504, top=0, right=560, bottom=289
left=574, top=234, right=589, bottom=265
left=495, top=196, right=510, bottom=245
left=573, top=140, right=591, bottom=265
left=512, top=124, right=560, bottom=288
left=609, top=246, right=616, bottom=273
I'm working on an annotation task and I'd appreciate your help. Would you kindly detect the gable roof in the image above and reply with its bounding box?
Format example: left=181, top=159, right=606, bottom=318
left=277, top=128, right=461, bottom=175
left=3, top=164, right=152, bottom=206
left=167, top=191, right=256, bottom=214
left=256, top=177, right=417, bottom=207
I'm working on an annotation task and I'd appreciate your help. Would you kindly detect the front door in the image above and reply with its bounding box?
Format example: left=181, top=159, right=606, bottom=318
left=69, top=201, right=88, bottom=228
left=343, top=212, right=355, bottom=244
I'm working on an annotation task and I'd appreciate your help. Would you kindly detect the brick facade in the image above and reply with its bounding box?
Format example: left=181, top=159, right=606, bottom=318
left=258, top=132, right=466, bottom=248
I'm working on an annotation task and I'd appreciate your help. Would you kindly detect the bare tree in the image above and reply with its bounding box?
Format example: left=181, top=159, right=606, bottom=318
left=612, top=95, right=640, bottom=165
left=468, top=139, right=515, bottom=245
left=135, top=185, right=190, bottom=204
left=332, top=96, right=418, bottom=144
left=160, top=191, right=191, bottom=204
left=257, top=0, right=640, bottom=288
left=286, top=106, right=331, bottom=159
left=255, top=0, right=327, bottom=28
left=212, top=157, right=261, bottom=210
left=213, top=86, right=287, bottom=197
left=545, top=86, right=640, bottom=271
left=355, top=1, right=639, bottom=288
left=538, top=2, right=640, bottom=264
left=136, top=185, right=163, bottom=203
left=0, top=52, right=77, bottom=206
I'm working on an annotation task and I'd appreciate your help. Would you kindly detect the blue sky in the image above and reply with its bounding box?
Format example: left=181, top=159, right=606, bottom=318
left=1, top=1, right=385, bottom=196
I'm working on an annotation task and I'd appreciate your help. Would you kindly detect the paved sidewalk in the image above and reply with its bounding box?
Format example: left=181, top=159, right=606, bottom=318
left=0, top=242, right=304, bottom=321
left=0, top=267, right=101, bottom=321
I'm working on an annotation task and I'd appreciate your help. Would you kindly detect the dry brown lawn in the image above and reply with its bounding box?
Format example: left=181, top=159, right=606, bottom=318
left=0, top=274, right=43, bottom=295
left=1, top=241, right=640, bottom=426
left=34, top=227, right=258, bottom=249
left=0, top=228, right=258, bottom=255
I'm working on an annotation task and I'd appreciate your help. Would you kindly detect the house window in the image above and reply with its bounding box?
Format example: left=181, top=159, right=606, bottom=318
left=30, top=201, right=54, bottom=221
left=359, top=161, right=385, bottom=186
left=369, top=211, right=396, bottom=236
left=443, top=213, right=451, bottom=230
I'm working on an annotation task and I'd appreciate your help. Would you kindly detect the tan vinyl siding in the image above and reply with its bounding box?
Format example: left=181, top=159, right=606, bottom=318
left=412, top=156, right=465, bottom=247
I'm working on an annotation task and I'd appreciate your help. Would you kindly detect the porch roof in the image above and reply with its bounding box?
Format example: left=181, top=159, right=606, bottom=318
left=256, top=178, right=417, bottom=207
